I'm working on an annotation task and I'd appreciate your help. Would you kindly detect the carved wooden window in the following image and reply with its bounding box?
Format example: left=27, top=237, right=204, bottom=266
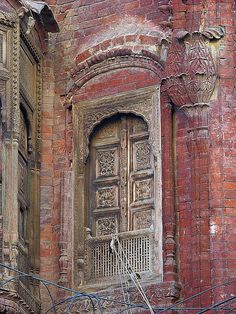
left=87, top=114, right=155, bottom=280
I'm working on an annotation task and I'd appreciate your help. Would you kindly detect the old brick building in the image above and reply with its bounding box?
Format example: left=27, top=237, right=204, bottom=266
left=0, top=0, right=235, bottom=313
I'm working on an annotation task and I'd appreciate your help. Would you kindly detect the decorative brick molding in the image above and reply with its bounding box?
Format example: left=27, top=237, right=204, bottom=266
left=56, top=282, right=181, bottom=313
left=66, top=47, right=164, bottom=100
left=0, top=288, right=40, bottom=314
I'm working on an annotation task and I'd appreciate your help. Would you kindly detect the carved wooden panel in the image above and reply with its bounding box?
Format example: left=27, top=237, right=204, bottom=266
left=134, top=141, right=151, bottom=171
left=96, top=120, right=119, bottom=139
left=96, top=186, right=118, bottom=209
left=134, top=179, right=153, bottom=202
left=134, top=210, right=152, bottom=230
left=89, top=114, right=154, bottom=236
left=19, top=110, right=28, bottom=157
left=96, top=149, right=118, bottom=178
left=18, top=157, right=27, bottom=196
left=95, top=216, right=118, bottom=236
left=0, top=31, right=6, bottom=65
left=131, top=116, right=148, bottom=134
left=20, top=45, right=36, bottom=103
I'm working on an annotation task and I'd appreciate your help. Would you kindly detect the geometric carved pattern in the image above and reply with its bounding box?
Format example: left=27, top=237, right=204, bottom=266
left=135, top=141, right=151, bottom=170
left=97, top=187, right=116, bottom=208
left=135, top=179, right=152, bottom=201
left=96, top=216, right=117, bottom=236
left=97, top=150, right=116, bottom=177
left=134, top=210, right=152, bottom=230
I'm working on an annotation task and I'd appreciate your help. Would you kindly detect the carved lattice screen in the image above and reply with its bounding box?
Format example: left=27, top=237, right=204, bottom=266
left=89, top=233, right=151, bottom=279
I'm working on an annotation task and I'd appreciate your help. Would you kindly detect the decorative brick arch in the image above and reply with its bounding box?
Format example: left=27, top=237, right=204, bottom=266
left=64, top=41, right=166, bottom=106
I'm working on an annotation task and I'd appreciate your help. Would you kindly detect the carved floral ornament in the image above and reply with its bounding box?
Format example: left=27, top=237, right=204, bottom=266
left=162, top=26, right=225, bottom=108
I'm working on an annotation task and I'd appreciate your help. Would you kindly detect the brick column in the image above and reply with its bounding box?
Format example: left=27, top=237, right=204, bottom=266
left=180, top=103, right=212, bottom=307
left=161, top=93, right=177, bottom=283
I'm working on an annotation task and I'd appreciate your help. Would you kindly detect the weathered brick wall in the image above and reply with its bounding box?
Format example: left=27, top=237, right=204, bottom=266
left=40, top=0, right=236, bottom=311
left=41, top=0, right=172, bottom=296
left=172, top=0, right=236, bottom=307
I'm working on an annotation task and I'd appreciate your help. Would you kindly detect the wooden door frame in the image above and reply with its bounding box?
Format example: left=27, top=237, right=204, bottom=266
left=72, top=86, right=162, bottom=288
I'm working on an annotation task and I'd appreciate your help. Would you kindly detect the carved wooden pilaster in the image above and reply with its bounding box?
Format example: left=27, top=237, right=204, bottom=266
left=0, top=10, right=20, bottom=277
left=59, top=171, right=72, bottom=288
left=2, top=139, right=19, bottom=277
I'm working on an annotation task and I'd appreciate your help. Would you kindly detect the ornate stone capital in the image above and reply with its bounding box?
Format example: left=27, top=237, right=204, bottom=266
left=163, top=26, right=225, bottom=109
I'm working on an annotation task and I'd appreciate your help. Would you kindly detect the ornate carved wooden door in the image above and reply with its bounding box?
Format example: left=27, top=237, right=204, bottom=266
left=88, top=114, right=154, bottom=237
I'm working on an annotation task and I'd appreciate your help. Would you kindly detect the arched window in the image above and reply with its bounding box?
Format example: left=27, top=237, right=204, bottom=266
left=86, top=113, right=157, bottom=282
left=73, top=87, right=162, bottom=287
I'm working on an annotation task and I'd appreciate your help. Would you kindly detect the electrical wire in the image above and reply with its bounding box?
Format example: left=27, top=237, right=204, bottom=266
left=111, top=235, right=154, bottom=314
left=0, top=273, right=56, bottom=314
left=197, top=296, right=236, bottom=314
left=116, top=245, right=131, bottom=313
left=0, top=262, right=147, bottom=312
left=1, top=262, right=236, bottom=313
left=157, top=277, right=236, bottom=313
left=65, top=293, right=97, bottom=314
